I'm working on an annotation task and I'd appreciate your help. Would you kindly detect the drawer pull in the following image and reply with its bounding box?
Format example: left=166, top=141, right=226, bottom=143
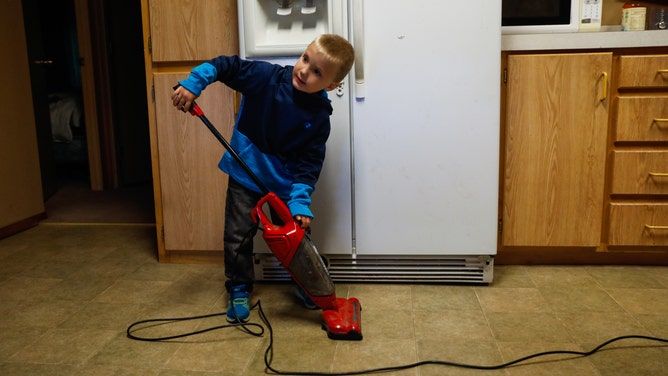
left=648, top=172, right=668, bottom=177
left=653, top=118, right=668, bottom=123
left=645, top=224, right=668, bottom=230
left=659, top=69, right=668, bottom=74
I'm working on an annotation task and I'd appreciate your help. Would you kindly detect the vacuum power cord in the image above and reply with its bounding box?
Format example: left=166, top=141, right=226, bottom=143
left=127, top=302, right=668, bottom=375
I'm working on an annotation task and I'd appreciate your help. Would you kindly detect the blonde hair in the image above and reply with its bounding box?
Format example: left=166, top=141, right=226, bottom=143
left=310, top=34, right=355, bottom=83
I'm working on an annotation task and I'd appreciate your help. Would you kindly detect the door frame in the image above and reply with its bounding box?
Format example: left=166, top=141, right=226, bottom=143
left=74, top=0, right=106, bottom=190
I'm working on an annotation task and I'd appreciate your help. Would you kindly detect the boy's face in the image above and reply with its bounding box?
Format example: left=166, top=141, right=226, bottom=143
left=292, top=43, right=340, bottom=94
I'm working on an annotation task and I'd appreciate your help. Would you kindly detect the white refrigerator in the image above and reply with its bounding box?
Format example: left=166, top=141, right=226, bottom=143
left=239, top=0, right=500, bottom=283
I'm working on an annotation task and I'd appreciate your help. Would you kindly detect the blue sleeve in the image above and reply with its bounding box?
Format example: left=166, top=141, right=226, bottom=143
left=178, top=62, right=218, bottom=96
left=180, top=56, right=278, bottom=96
left=287, top=183, right=314, bottom=218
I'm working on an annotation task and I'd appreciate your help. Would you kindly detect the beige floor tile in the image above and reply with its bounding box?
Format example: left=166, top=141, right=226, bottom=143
left=164, top=336, right=262, bottom=374
left=49, top=276, right=117, bottom=302
left=9, top=328, right=118, bottom=366
left=634, top=314, right=668, bottom=339
left=0, top=276, right=63, bottom=301
left=154, top=274, right=224, bottom=307
left=476, top=288, right=551, bottom=313
left=556, top=311, right=650, bottom=343
left=19, top=259, right=87, bottom=279
left=122, top=262, right=197, bottom=282
left=1, top=299, right=82, bottom=328
left=526, top=266, right=600, bottom=288
left=69, top=256, right=144, bottom=280
left=48, top=244, right=118, bottom=264
left=355, top=308, right=413, bottom=340
left=414, top=310, right=494, bottom=342
left=347, top=284, right=412, bottom=313
left=486, top=312, right=572, bottom=343
left=491, top=265, right=535, bottom=288
left=606, top=288, right=668, bottom=314
left=88, top=332, right=181, bottom=370
left=0, top=327, right=47, bottom=362
left=0, top=363, right=79, bottom=376
left=93, top=279, right=173, bottom=304
left=586, top=266, right=667, bottom=289
left=82, top=364, right=161, bottom=375
left=539, top=286, right=624, bottom=313
left=412, top=284, right=480, bottom=311
left=59, top=302, right=146, bottom=330
left=642, top=266, right=668, bottom=288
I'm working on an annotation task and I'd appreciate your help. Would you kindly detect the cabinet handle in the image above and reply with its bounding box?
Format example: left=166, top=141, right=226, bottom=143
left=599, top=72, right=608, bottom=102
left=648, top=172, right=668, bottom=177
left=645, top=224, right=668, bottom=230
left=653, top=118, right=668, bottom=123
left=658, top=69, right=668, bottom=74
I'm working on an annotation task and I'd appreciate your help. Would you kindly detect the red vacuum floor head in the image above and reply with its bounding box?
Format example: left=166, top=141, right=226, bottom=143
left=322, top=297, right=363, bottom=340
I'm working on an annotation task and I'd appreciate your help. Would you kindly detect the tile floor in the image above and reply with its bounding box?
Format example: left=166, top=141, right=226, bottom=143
left=0, top=224, right=666, bottom=375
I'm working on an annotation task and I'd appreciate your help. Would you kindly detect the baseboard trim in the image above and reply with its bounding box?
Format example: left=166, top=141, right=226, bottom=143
left=0, top=212, right=46, bottom=239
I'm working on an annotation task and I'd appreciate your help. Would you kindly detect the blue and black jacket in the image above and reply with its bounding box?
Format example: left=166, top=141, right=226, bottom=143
left=179, top=55, right=333, bottom=218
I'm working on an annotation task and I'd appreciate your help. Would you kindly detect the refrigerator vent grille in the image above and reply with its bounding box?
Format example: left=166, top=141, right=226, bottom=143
left=254, top=254, right=494, bottom=284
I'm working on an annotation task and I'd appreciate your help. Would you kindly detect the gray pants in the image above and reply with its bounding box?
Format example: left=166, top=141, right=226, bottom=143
left=223, top=178, right=263, bottom=293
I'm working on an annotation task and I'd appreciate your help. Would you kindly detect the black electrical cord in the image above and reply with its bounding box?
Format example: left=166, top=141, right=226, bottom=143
left=127, top=300, right=668, bottom=375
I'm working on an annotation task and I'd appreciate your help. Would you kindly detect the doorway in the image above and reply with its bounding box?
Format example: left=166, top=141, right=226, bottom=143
left=23, top=0, right=154, bottom=223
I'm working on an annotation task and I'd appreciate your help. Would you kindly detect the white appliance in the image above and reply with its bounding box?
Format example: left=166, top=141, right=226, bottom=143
left=239, top=0, right=500, bottom=284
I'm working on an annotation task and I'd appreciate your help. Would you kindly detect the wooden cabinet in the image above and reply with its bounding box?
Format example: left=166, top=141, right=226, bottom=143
left=141, top=0, right=238, bottom=262
left=501, top=52, right=612, bottom=247
left=499, top=50, right=668, bottom=264
left=607, top=54, right=668, bottom=250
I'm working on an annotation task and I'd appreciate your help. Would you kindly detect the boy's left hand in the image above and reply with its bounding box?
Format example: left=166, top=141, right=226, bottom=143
left=295, top=215, right=311, bottom=229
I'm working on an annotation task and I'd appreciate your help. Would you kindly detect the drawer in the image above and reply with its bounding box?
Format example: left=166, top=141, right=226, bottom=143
left=615, top=96, right=668, bottom=142
left=611, top=151, right=668, bottom=195
left=608, top=203, right=668, bottom=246
left=617, top=55, right=668, bottom=88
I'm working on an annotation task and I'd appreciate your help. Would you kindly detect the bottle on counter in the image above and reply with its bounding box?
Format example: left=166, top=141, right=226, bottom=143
left=622, top=2, right=647, bottom=31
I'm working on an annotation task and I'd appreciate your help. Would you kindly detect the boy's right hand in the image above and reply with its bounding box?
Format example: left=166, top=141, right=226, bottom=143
left=171, top=86, right=197, bottom=112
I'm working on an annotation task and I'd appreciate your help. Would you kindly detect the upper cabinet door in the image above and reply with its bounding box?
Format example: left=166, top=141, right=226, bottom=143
left=503, top=53, right=612, bottom=247
left=148, top=0, right=238, bottom=62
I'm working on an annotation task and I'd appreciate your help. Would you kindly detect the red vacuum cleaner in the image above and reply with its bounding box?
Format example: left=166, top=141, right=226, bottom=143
left=182, top=98, right=362, bottom=341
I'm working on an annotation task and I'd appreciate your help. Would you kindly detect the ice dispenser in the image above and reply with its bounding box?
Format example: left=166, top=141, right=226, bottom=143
left=238, top=0, right=345, bottom=58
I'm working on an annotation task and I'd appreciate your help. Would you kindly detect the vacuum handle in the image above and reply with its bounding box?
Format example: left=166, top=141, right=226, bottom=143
left=174, top=85, right=270, bottom=194
left=253, top=192, right=296, bottom=229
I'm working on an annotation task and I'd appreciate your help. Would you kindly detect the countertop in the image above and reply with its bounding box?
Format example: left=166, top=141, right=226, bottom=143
left=502, top=29, right=668, bottom=51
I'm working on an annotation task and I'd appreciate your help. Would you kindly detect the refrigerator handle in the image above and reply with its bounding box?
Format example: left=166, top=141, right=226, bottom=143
left=352, top=0, right=365, bottom=99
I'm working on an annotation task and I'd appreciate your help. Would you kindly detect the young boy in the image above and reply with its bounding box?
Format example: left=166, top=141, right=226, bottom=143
left=171, top=34, right=354, bottom=323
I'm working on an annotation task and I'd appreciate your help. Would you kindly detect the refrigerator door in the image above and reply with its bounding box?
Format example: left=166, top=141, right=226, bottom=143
left=238, top=0, right=353, bottom=255
left=351, top=0, right=501, bottom=255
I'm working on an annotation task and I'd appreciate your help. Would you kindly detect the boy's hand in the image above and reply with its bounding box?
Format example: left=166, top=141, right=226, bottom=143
left=171, top=86, right=197, bottom=112
left=295, top=215, right=311, bottom=229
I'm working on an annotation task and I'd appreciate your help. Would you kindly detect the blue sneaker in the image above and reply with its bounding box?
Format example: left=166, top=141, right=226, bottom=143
left=226, top=284, right=250, bottom=323
left=295, top=286, right=318, bottom=310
